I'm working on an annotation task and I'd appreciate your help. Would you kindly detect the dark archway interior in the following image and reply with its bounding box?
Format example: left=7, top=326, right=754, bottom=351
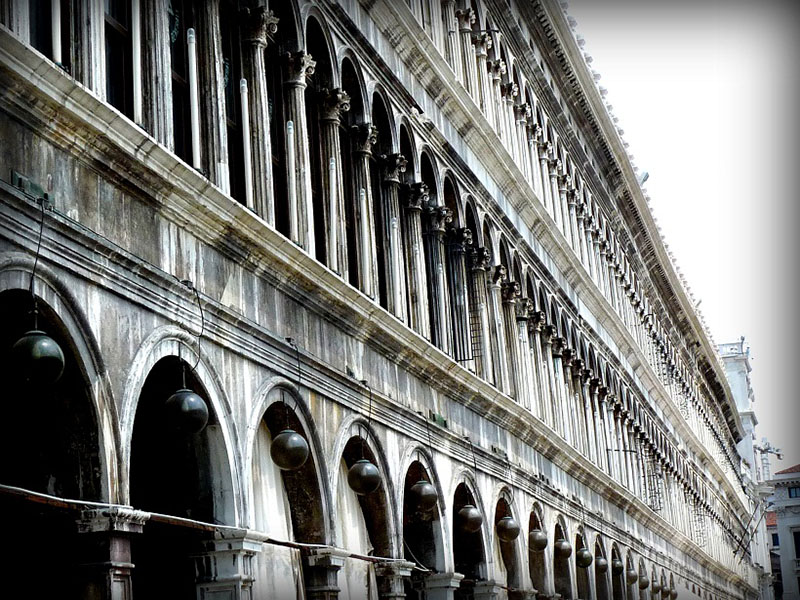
left=129, top=355, right=218, bottom=600
left=611, top=547, right=624, bottom=600
left=554, top=523, right=572, bottom=599
left=341, top=58, right=363, bottom=289
left=371, top=92, right=393, bottom=310
left=495, top=498, right=521, bottom=599
left=576, top=534, right=591, bottom=600
left=0, top=288, right=102, bottom=599
left=453, top=482, right=485, bottom=600
left=342, top=435, right=391, bottom=557
left=403, top=460, right=441, bottom=599
left=529, top=512, right=547, bottom=595
left=595, top=544, right=609, bottom=600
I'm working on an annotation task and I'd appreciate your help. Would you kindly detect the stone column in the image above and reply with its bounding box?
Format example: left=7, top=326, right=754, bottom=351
left=527, top=122, right=543, bottom=197
left=456, top=8, right=477, bottom=98
left=304, top=548, right=347, bottom=600
left=552, top=337, right=571, bottom=445
left=600, top=387, right=616, bottom=479
left=515, top=103, right=532, bottom=181
left=515, top=297, right=534, bottom=411
left=501, top=82, right=519, bottom=158
left=351, top=123, right=379, bottom=298
left=549, top=158, right=563, bottom=231
left=613, top=402, right=628, bottom=487
left=488, top=265, right=511, bottom=394
left=472, top=32, right=492, bottom=116
left=381, top=153, right=409, bottom=321
left=402, top=183, right=431, bottom=339
left=576, top=202, right=589, bottom=268
left=502, top=280, right=522, bottom=403
left=529, top=311, right=548, bottom=421
left=79, top=0, right=105, bottom=99
left=76, top=507, right=149, bottom=600
left=580, top=367, right=597, bottom=464
left=441, top=0, right=461, bottom=76
left=591, top=380, right=607, bottom=473
left=376, top=560, right=415, bottom=600
left=423, top=572, right=464, bottom=600
left=320, top=88, right=351, bottom=272
left=489, top=59, right=507, bottom=141
left=567, top=188, right=580, bottom=257
left=543, top=325, right=561, bottom=436
left=561, top=348, right=579, bottom=450
left=240, top=8, right=279, bottom=222
left=538, top=141, right=553, bottom=213
left=195, top=530, right=262, bottom=600
left=448, top=226, right=474, bottom=367
left=469, top=246, right=494, bottom=382
left=1, top=0, right=29, bottom=41
left=557, top=173, right=572, bottom=245
left=198, top=1, right=229, bottom=189
left=621, top=414, right=635, bottom=491
left=424, top=204, right=454, bottom=354
left=142, top=0, right=174, bottom=147
left=285, top=50, right=317, bottom=252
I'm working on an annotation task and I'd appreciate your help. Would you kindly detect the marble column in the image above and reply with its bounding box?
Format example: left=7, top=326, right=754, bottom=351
left=501, top=82, right=518, bottom=158
left=552, top=337, right=571, bottom=445
left=456, top=8, right=477, bottom=99
left=502, top=281, right=522, bottom=403
left=543, top=325, right=561, bottom=436
left=320, top=88, right=351, bottom=273
left=556, top=173, right=572, bottom=245
left=472, top=32, right=492, bottom=116
left=402, top=183, right=431, bottom=339
left=538, top=141, right=553, bottom=213
left=580, top=367, right=598, bottom=464
left=549, top=158, right=563, bottom=232
left=424, top=204, right=454, bottom=354
left=448, top=226, right=474, bottom=366
left=194, top=531, right=262, bottom=599
left=561, top=348, right=579, bottom=450
left=1, top=0, right=29, bottom=41
left=488, top=265, right=511, bottom=394
left=489, top=59, right=507, bottom=141
left=515, top=297, right=534, bottom=411
left=381, top=153, right=410, bottom=321
left=515, top=103, right=532, bottom=181
left=240, top=8, right=279, bottom=222
left=423, top=572, right=464, bottom=600
left=142, top=0, right=174, bottom=147
left=469, top=246, right=494, bottom=382
left=76, top=507, right=149, bottom=600
left=527, top=122, right=543, bottom=198
left=441, top=0, right=460, bottom=76
left=351, top=123, right=379, bottom=298
left=529, top=311, right=549, bottom=421
left=285, top=50, right=317, bottom=252
left=567, top=187, right=580, bottom=257
left=591, top=380, right=608, bottom=473
left=600, top=387, right=616, bottom=479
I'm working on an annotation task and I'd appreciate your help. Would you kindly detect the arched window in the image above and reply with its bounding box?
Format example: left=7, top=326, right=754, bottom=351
left=371, top=92, right=394, bottom=310
left=444, top=176, right=472, bottom=364
left=340, top=57, right=365, bottom=290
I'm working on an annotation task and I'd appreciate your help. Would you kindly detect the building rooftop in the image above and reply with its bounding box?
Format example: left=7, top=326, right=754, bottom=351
left=775, top=463, right=800, bottom=475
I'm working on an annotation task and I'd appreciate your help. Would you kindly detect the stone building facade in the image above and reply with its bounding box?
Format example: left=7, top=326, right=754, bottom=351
left=770, top=466, right=800, bottom=600
left=0, top=1, right=762, bottom=599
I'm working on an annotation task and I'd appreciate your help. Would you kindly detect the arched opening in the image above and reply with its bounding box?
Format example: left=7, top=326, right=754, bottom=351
left=402, top=457, right=445, bottom=597
left=528, top=509, right=548, bottom=595
left=336, top=434, right=393, bottom=599
left=575, top=532, right=592, bottom=600
left=453, top=482, right=486, bottom=600
left=494, top=496, right=521, bottom=598
left=371, top=91, right=393, bottom=310
left=464, top=201, right=486, bottom=378
left=266, top=1, right=300, bottom=238
left=444, top=176, right=472, bottom=366
left=399, top=123, right=421, bottom=332
left=595, top=540, right=610, bottom=600
left=610, top=545, right=624, bottom=600
left=340, top=57, right=365, bottom=290
left=638, top=559, right=650, bottom=600
left=251, top=388, right=326, bottom=597
left=626, top=553, right=639, bottom=600
left=420, top=151, right=443, bottom=349
left=0, top=288, right=103, bottom=597
left=553, top=521, right=573, bottom=599
left=219, top=0, right=246, bottom=203
left=129, top=355, right=235, bottom=598
left=305, top=16, right=335, bottom=265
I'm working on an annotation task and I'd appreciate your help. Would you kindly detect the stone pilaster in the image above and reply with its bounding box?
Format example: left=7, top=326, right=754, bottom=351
left=240, top=7, right=279, bottom=222
left=380, top=153, right=409, bottom=320
left=456, top=8, right=477, bottom=98
left=320, top=88, right=351, bottom=273
left=76, top=507, right=149, bottom=600
left=285, top=50, right=317, bottom=251
left=424, top=204, right=454, bottom=354
left=402, top=183, right=431, bottom=338
left=194, top=530, right=262, bottom=600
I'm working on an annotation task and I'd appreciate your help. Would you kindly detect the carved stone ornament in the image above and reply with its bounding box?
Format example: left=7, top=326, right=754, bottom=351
left=286, top=51, right=316, bottom=85
left=404, top=182, right=429, bottom=210
left=472, top=32, right=493, bottom=53
left=491, top=264, right=507, bottom=285
left=240, top=7, right=279, bottom=47
left=514, top=102, right=531, bottom=123
left=427, top=205, right=453, bottom=232
left=352, top=123, right=378, bottom=155
left=381, top=153, right=408, bottom=183
left=515, top=297, right=533, bottom=321
left=502, top=280, right=520, bottom=304
left=489, top=59, right=507, bottom=79
left=456, top=8, right=476, bottom=30
left=501, top=82, right=518, bottom=99
left=451, top=226, right=473, bottom=249
left=321, top=88, right=351, bottom=122
left=470, top=246, right=492, bottom=271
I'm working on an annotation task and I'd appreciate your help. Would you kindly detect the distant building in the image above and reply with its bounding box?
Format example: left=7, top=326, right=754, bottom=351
left=767, top=511, right=783, bottom=598
left=771, top=465, right=800, bottom=600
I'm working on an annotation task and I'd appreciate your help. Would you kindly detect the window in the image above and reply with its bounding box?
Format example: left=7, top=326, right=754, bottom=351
left=772, top=533, right=779, bottom=546
left=794, top=531, right=800, bottom=559
left=169, top=0, right=195, bottom=164
left=105, top=0, right=134, bottom=118
left=789, top=486, right=800, bottom=498
left=29, top=0, right=73, bottom=73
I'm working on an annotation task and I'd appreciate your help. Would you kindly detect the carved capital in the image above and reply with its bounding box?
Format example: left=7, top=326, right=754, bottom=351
left=472, top=32, right=493, bottom=54
left=320, top=88, right=350, bottom=122
left=78, top=507, right=150, bottom=534
left=516, top=296, right=533, bottom=321
left=352, top=123, right=378, bottom=155
left=456, top=8, right=476, bottom=30
left=491, top=264, right=507, bottom=285
left=403, top=182, right=429, bottom=211
left=426, top=205, right=453, bottom=233
left=489, top=59, right=507, bottom=80
left=501, top=81, right=518, bottom=99
left=449, top=226, right=473, bottom=249
left=286, top=51, right=315, bottom=85
left=502, top=280, right=520, bottom=304
left=470, top=246, right=492, bottom=271
left=514, top=102, right=531, bottom=123
left=381, top=153, right=407, bottom=183
left=240, top=7, right=279, bottom=48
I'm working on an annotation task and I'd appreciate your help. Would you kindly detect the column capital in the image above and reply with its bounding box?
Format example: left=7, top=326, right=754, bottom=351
left=470, top=246, right=492, bottom=271
left=403, top=182, right=430, bottom=211
left=491, top=264, right=507, bottom=285
left=501, top=81, right=518, bottom=99
left=240, top=7, right=279, bottom=48
left=320, top=87, right=351, bottom=123
left=489, top=59, right=506, bottom=80
left=352, top=123, right=378, bottom=156
left=502, top=280, right=520, bottom=304
left=473, top=580, right=503, bottom=600
left=305, top=547, right=349, bottom=569
left=381, top=153, right=408, bottom=184
left=77, top=507, right=150, bottom=535
left=374, top=559, right=415, bottom=579
left=538, top=140, right=552, bottom=158
left=456, top=8, right=476, bottom=31
left=472, top=32, right=493, bottom=54
left=516, top=296, right=533, bottom=321
left=449, top=226, right=473, bottom=249
left=424, top=571, right=465, bottom=592
left=426, top=205, right=453, bottom=233
left=286, top=51, right=316, bottom=86
left=515, top=102, right=531, bottom=123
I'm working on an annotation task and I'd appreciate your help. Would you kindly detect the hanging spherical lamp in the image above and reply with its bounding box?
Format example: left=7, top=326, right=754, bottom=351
left=496, top=515, right=521, bottom=542
left=528, top=529, right=548, bottom=552
left=595, top=557, right=608, bottom=573
left=611, top=558, right=624, bottom=576
left=626, top=568, right=639, bottom=586
left=554, top=538, right=572, bottom=559
left=409, top=479, right=438, bottom=512
left=669, top=588, right=678, bottom=600
left=576, top=547, right=593, bottom=568
left=457, top=504, right=483, bottom=533
left=639, top=575, right=650, bottom=590
left=270, top=429, right=309, bottom=470
left=165, top=387, right=209, bottom=433
left=11, top=328, right=65, bottom=385
left=347, top=458, right=381, bottom=495
left=651, top=580, right=662, bottom=594
left=661, top=586, right=671, bottom=599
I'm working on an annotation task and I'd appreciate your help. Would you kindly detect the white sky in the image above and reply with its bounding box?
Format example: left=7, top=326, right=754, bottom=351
left=565, top=0, right=800, bottom=468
